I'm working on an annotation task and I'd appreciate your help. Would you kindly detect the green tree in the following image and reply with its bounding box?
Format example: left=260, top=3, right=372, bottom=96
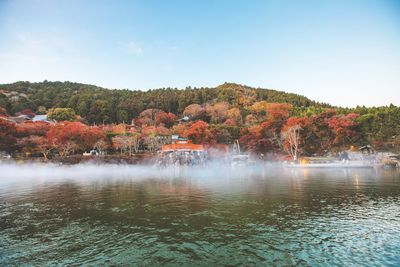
left=48, top=108, right=77, bottom=121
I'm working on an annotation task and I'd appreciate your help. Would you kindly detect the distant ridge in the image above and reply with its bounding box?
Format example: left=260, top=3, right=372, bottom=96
left=0, top=80, right=331, bottom=123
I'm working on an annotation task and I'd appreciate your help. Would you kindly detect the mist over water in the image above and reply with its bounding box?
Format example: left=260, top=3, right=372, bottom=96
left=1, top=163, right=400, bottom=266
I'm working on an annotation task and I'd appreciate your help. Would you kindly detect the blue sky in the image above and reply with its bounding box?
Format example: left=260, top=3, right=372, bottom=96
left=0, top=0, right=399, bottom=107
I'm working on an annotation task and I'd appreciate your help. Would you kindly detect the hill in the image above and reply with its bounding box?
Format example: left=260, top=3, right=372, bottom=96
left=0, top=81, right=330, bottom=123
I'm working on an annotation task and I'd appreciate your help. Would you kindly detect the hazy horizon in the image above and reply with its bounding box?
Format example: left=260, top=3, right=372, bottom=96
left=1, top=0, right=399, bottom=107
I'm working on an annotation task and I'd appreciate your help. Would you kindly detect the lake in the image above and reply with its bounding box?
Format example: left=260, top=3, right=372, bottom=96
left=0, top=163, right=399, bottom=266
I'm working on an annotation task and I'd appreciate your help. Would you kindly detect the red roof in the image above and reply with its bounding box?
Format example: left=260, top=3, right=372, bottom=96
left=161, top=140, right=204, bottom=151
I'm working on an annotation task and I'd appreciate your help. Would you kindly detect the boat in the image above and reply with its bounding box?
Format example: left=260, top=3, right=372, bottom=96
left=230, top=140, right=254, bottom=168
left=380, top=154, right=399, bottom=169
left=231, top=154, right=254, bottom=167
left=283, top=162, right=376, bottom=169
left=283, top=156, right=376, bottom=169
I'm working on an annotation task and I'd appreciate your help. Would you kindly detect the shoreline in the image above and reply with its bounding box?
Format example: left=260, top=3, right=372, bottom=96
left=0, top=154, right=155, bottom=165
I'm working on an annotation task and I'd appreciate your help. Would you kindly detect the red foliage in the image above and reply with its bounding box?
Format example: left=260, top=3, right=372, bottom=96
left=171, top=123, right=188, bottom=136
left=224, top=118, right=236, bottom=126
left=141, top=125, right=171, bottom=137
left=327, top=113, right=360, bottom=147
left=137, top=109, right=165, bottom=126
left=128, top=126, right=137, bottom=134
left=19, top=109, right=35, bottom=117
left=183, top=104, right=205, bottom=120
left=282, top=116, right=310, bottom=132
left=266, top=103, right=292, bottom=120
left=184, top=120, right=213, bottom=144
left=156, top=112, right=176, bottom=127
left=0, top=119, right=17, bottom=152
left=16, top=121, right=51, bottom=137
left=112, top=124, right=127, bottom=134
left=156, top=125, right=171, bottom=135
left=239, top=125, right=273, bottom=153
left=141, top=125, right=157, bottom=137
left=0, top=107, right=7, bottom=115
left=47, top=122, right=106, bottom=153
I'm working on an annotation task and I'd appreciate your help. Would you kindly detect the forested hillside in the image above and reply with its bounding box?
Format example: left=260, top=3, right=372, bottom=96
left=1, top=81, right=399, bottom=156
left=0, top=81, right=328, bottom=123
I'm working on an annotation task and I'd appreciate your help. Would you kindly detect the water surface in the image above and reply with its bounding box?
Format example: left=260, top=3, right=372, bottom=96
left=0, top=164, right=399, bottom=266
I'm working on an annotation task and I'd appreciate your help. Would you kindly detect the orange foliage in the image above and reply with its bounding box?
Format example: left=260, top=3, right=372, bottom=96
left=224, top=118, right=236, bottom=126
left=266, top=103, right=293, bottom=119
left=47, top=122, right=106, bottom=153
left=184, top=120, right=213, bottom=144
left=226, top=107, right=242, bottom=124
left=171, top=123, right=188, bottom=137
left=156, top=112, right=176, bottom=127
left=16, top=121, right=51, bottom=137
left=206, top=102, right=229, bottom=123
left=183, top=104, right=204, bottom=120
left=112, top=123, right=127, bottom=134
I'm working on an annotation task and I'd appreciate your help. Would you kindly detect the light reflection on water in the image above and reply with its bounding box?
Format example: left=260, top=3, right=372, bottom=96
left=0, top=164, right=400, bottom=266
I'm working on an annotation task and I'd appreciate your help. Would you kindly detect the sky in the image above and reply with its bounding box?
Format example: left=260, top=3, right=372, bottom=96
left=0, top=0, right=399, bottom=107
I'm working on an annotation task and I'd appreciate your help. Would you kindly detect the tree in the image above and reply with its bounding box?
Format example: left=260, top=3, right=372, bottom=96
left=244, top=114, right=257, bottom=125
left=281, top=123, right=301, bottom=161
left=327, top=113, right=360, bottom=150
left=239, top=125, right=274, bottom=153
left=129, top=133, right=141, bottom=153
left=58, top=141, right=78, bottom=157
left=250, top=101, right=269, bottom=116
left=256, top=105, right=293, bottom=152
left=141, top=125, right=170, bottom=152
left=0, top=107, right=7, bottom=115
left=16, top=121, right=51, bottom=137
left=226, top=107, right=242, bottom=125
left=266, top=103, right=293, bottom=120
left=29, top=135, right=54, bottom=160
left=112, top=136, right=127, bottom=155
left=306, top=109, right=337, bottom=154
left=206, top=102, right=229, bottom=123
left=183, top=104, right=205, bottom=120
left=281, top=116, right=313, bottom=159
left=47, top=122, right=106, bottom=156
left=18, top=108, right=35, bottom=117
left=87, top=100, right=112, bottom=124
left=47, top=108, right=77, bottom=122
left=156, top=112, right=177, bottom=128
left=184, top=121, right=213, bottom=144
left=37, top=106, right=47, bottom=115
left=93, top=139, right=109, bottom=155
left=138, top=109, right=164, bottom=126
left=171, top=123, right=188, bottom=136
left=210, top=125, right=232, bottom=144
left=0, top=119, right=17, bottom=153
left=112, top=134, right=140, bottom=155
left=112, top=123, right=127, bottom=135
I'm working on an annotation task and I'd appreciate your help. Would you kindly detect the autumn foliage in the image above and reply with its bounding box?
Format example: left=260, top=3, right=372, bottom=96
left=182, top=121, right=213, bottom=144
left=2, top=94, right=394, bottom=161
left=47, top=122, right=106, bottom=156
left=0, top=119, right=17, bottom=153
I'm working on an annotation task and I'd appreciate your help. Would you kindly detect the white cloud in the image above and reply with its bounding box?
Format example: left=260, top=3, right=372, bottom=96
left=121, top=40, right=143, bottom=56
left=0, top=31, right=73, bottom=64
left=0, top=31, right=77, bottom=83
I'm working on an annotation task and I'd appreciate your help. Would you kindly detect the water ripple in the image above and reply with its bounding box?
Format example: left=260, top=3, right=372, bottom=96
left=0, top=165, right=399, bottom=265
